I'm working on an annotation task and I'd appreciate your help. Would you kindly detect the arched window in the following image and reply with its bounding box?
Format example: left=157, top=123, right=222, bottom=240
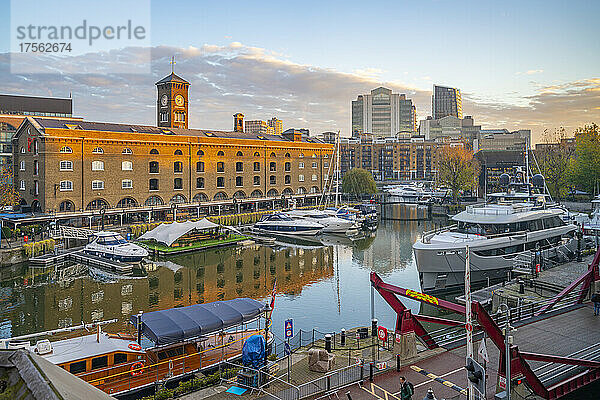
left=150, top=148, right=159, bottom=154
left=196, top=161, right=204, bottom=172
left=270, top=152, right=276, bottom=157
left=267, top=189, right=278, bottom=197
left=299, top=152, right=304, bottom=158
left=19, top=160, right=25, bottom=171
left=145, top=195, right=163, bottom=206
left=92, top=147, right=103, bottom=154
left=197, top=150, right=204, bottom=156
left=122, top=148, right=133, bottom=154
left=59, top=200, right=75, bottom=212
left=60, top=146, right=72, bottom=154
left=251, top=189, right=263, bottom=198
left=217, top=151, right=225, bottom=156
left=297, top=187, right=306, bottom=194
left=284, top=152, right=291, bottom=158
left=174, top=149, right=183, bottom=155
left=233, top=190, right=246, bottom=199
left=282, top=188, right=293, bottom=196
left=213, top=192, right=228, bottom=201
left=236, top=162, right=243, bottom=172
left=149, top=161, right=159, bottom=173
left=91, top=180, right=104, bottom=190
left=86, top=198, right=109, bottom=210
left=60, top=160, right=73, bottom=171
left=174, top=178, right=183, bottom=190
left=192, top=193, right=208, bottom=202
left=217, top=162, right=224, bottom=172
left=122, top=161, right=133, bottom=171
left=236, top=151, right=244, bottom=157
left=196, top=177, right=205, bottom=189
left=20, top=146, right=25, bottom=154
left=253, top=152, right=260, bottom=157
left=149, top=178, right=159, bottom=191
left=116, top=197, right=137, bottom=208
left=91, top=161, right=104, bottom=171
left=122, top=179, right=133, bottom=189
left=310, top=186, right=319, bottom=194
left=284, top=162, right=291, bottom=171
left=312, top=153, right=317, bottom=158
left=174, top=161, right=183, bottom=173
left=170, top=194, right=187, bottom=204
left=269, top=162, right=276, bottom=172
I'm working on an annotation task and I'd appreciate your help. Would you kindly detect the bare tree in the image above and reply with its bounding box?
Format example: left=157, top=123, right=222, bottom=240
left=437, top=146, right=479, bottom=203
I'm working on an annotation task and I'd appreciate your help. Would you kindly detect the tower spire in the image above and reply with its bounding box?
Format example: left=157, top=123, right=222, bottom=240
left=170, top=56, right=176, bottom=74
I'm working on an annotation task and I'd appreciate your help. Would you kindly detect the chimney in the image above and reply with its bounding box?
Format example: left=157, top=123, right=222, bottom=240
left=233, top=113, right=244, bottom=133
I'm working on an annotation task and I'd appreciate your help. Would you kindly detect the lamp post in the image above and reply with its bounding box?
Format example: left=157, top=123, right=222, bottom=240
left=264, top=302, right=272, bottom=365
left=498, top=303, right=511, bottom=400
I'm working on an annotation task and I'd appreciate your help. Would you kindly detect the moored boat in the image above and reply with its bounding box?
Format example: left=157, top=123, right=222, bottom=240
left=84, top=231, right=148, bottom=262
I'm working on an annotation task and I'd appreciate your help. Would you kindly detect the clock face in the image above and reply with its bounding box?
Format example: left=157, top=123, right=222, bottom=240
left=161, top=94, right=168, bottom=107
left=175, top=95, right=184, bottom=107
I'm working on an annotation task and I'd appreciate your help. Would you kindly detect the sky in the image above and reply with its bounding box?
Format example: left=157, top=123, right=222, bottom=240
left=0, top=0, right=599, bottom=143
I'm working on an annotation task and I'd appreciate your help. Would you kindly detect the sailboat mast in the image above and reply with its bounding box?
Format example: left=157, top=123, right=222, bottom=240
left=335, top=131, right=340, bottom=208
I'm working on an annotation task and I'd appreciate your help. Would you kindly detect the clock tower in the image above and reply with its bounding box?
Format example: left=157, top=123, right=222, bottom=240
left=156, top=68, right=190, bottom=129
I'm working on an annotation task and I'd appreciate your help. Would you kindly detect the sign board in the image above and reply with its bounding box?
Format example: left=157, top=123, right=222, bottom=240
left=376, top=362, right=387, bottom=370
left=465, top=323, right=473, bottom=333
left=284, top=319, right=293, bottom=339
left=498, top=376, right=507, bottom=390
left=478, top=339, right=489, bottom=363
left=395, top=333, right=401, bottom=343
left=284, top=342, right=291, bottom=355
left=377, top=326, right=388, bottom=342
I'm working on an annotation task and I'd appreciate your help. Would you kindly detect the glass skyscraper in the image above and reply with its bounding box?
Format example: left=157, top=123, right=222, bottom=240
left=432, top=84, right=462, bottom=120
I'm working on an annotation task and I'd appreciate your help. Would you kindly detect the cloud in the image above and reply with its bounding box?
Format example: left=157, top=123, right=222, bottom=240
left=516, top=69, right=544, bottom=75
left=0, top=43, right=597, bottom=143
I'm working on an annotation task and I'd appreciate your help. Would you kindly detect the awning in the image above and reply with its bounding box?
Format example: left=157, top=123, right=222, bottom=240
left=138, top=218, right=219, bottom=246
left=130, top=298, right=266, bottom=346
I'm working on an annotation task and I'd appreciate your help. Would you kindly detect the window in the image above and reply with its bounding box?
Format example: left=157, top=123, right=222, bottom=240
left=324, top=162, right=329, bottom=168
left=174, top=178, right=183, bottom=190
left=91, top=161, right=104, bottom=171
left=149, top=161, right=159, bottom=173
left=149, top=178, right=159, bottom=191
left=197, top=150, right=204, bottom=156
left=217, top=151, right=225, bottom=156
left=253, top=162, right=260, bottom=171
left=122, top=148, right=132, bottom=154
left=217, top=177, right=225, bottom=188
left=174, top=161, right=183, bottom=173
left=312, top=162, right=318, bottom=168
left=270, top=152, right=276, bottom=157
left=174, top=111, right=186, bottom=122
left=59, top=201, right=74, bottom=212
left=196, top=161, right=204, bottom=172
left=253, top=176, right=260, bottom=186
left=299, top=152, right=304, bottom=158
left=312, top=174, right=317, bottom=181
left=170, top=194, right=187, bottom=204
left=299, top=174, right=304, bottom=182
left=236, top=162, right=243, bottom=172
left=270, top=162, right=276, bottom=172
left=60, top=180, right=73, bottom=191
left=299, top=162, right=304, bottom=169
left=60, top=146, right=72, bottom=154
left=19, top=180, right=25, bottom=190
left=114, top=353, right=128, bottom=365
left=60, top=160, right=73, bottom=171
left=217, top=162, right=224, bottom=172
left=297, top=187, right=306, bottom=194
left=91, top=356, right=108, bottom=370
left=150, top=148, right=159, bottom=154
left=311, top=153, right=317, bottom=158
left=145, top=195, right=163, bottom=206
left=270, top=175, right=276, bottom=185
left=285, top=175, right=291, bottom=184
left=310, top=186, right=318, bottom=193
left=20, top=146, right=25, bottom=154
left=33, top=180, right=39, bottom=195
left=285, top=162, right=291, bottom=171
left=196, top=177, right=204, bottom=189
left=284, top=152, right=291, bottom=158
left=19, top=160, right=25, bottom=171
left=122, top=161, right=133, bottom=171
left=174, top=149, right=183, bottom=155
left=69, top=360, right=86, bottom=374
left=92, top=180, right=104, bottom=190
left=92, top=147, right=103, bottom=154
left=122, top=179, right=133, bottom=189
left=253, top=152, right=260, bottom=157
left=33, top=160, right=39, bottom=175
left=236, top=176, right=243, bottom=187
left=237, top=151, right=244, bottom=157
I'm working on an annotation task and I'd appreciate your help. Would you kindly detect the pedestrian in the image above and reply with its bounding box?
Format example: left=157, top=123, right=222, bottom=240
left=399, top=376, right=414, bottom=400
left=592, top=291, right=600, bottom=316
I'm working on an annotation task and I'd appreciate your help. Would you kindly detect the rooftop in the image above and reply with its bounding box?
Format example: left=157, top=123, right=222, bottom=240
left=42, top=333, right=144, bottom=365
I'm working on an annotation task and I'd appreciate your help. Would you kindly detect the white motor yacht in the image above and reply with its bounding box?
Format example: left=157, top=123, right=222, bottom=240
left=286, top=209, right=359, bottom=234
left=583, top=195, right=600, bottom=236
left=84, top=231, right=149, bottom=262
left=253, top=213, right=324, bottom=236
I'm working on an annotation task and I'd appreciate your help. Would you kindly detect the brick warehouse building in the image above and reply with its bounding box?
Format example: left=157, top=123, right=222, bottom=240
left=12, top=71, right=333, bottom=213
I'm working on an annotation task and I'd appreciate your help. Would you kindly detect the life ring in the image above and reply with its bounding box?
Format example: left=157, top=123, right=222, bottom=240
left=128, top=343, right=142, bottom=351
left=130, top=362, right=144, bottom=376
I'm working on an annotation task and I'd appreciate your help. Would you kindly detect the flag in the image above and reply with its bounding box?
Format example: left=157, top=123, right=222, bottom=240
left=269, top=278, right=277, bottom=318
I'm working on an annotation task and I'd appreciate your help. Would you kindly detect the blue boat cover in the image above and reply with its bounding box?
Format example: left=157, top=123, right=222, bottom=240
left=242, top=334, right=265, bottom=368
left=130, top=298, right=266, bottom=346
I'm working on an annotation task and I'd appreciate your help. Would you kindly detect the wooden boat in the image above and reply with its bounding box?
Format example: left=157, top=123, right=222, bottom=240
left=0, top=298, right=271, bottom=396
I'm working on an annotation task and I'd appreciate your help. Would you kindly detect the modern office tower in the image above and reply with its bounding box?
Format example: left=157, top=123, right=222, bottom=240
left=432, top=84, right=462, bottom=120
left=245, top=119, right=270, bottom=134
left=351, top=87, right=416, bottom=138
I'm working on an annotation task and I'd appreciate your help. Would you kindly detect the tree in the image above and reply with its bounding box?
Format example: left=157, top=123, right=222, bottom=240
left=341, top=168, right=377, bottom=196
left=0, top=164, right=20, bottom=208
left=437, top=146, right=479, bottom=203
left=534, top=128, right=575, bottom=200
left=571, top=123, right=600, bottom=195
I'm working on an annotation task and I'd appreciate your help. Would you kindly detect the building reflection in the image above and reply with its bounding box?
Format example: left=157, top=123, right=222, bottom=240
left=0, top=244, right=334, bottom=336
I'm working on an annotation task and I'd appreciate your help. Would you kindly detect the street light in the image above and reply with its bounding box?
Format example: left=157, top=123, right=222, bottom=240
left=498, top=303, right=512, bottom=400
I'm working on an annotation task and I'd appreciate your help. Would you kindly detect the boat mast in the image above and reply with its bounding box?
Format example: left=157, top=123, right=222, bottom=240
left=335, top=131, right=340, bottom=208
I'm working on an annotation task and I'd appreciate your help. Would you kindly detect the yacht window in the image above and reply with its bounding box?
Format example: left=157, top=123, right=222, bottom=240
left=114, top=353, right=128, bottom=365
left=92, top=355, right=108, bottom=370
left=69, top=360, right=86, bottom=374
left=528, top=220, right=543, bottom=232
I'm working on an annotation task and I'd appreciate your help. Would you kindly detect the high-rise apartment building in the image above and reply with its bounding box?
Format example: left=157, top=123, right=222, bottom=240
left=268, top=117, right=283, bottom=135
left=432, top=85, right=462, bottom=120
left=245, top=117, right=283, bottom=135
left=351, top=87, right=416, bottom=138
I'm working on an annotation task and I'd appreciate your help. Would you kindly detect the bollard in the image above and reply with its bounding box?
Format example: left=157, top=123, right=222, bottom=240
left=371, top=319, right=378, bottom=337
left=369, top=362, right=374, bottom=382
left=422, top=388, right=437, bottom=400
left=396, top=354, right=401, bottom=371
left=341, top=329, right=346, bottom=346
left=325, top=334, right=332, bottom=353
